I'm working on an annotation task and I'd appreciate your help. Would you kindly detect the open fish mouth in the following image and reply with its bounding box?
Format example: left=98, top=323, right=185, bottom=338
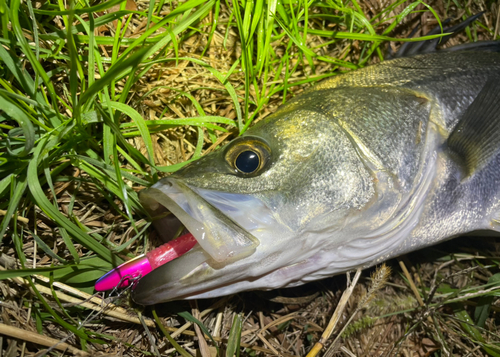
left=132, top=179, right=281, bottom=304
left=140, top=179, right=261, bottom=263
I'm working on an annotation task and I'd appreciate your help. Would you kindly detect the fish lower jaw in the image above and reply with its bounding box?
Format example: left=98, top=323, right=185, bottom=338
left=131, top=241, right=303, bottom=303
left=167, top=257, right=331, bottom=300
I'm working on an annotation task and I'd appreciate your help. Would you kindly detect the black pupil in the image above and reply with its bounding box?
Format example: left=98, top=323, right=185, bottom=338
left=235, top=151, right=260, bottom=173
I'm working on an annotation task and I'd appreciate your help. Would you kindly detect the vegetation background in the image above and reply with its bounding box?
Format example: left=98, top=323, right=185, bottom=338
left=0, top=0, right=499, bottom=355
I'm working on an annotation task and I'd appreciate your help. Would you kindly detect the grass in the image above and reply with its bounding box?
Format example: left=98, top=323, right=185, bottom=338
left=0, top=0, right=499, bottom=355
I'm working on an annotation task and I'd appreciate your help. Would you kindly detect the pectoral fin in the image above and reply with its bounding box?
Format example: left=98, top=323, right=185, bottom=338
left=447, top=78, right=500, bottom=176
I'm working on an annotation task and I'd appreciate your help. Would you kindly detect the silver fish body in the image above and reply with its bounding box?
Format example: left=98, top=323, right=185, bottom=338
left=133, top=51, right=500, bottom=304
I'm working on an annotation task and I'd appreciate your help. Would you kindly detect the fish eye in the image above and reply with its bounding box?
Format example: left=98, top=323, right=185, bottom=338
left=235, top=150, right=260, bottom=173
left=224, top=136, right=271, bottom=177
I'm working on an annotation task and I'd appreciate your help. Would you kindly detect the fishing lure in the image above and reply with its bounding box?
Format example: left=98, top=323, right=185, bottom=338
left=95, top=233, right=197, bottom=291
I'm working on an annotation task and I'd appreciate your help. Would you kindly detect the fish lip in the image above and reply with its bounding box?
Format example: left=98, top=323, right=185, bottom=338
left=139, top=178, right=260, bottom=264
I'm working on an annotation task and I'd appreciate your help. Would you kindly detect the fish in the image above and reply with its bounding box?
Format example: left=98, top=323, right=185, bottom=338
left=128, top=42, right=500, bottom=305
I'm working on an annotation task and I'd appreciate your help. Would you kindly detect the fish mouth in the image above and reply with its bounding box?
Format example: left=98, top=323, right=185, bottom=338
left=140, top=179, right=260, bottom=263
left=132, top=179, right=277, bottom=304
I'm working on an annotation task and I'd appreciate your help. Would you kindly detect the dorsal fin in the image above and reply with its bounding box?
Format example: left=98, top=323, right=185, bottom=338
left=390, top=13, right=487, bottom=58
left=441, top=40, right=500, bottom=53
left=447, top=78, right=500, bottom=176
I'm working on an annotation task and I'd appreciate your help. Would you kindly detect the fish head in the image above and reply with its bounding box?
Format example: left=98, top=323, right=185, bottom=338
left=132, top=94, right=380, bottom=304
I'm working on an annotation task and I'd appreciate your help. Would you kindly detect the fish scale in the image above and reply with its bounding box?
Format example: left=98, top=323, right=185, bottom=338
left=315, top=52, right=500, bottom=131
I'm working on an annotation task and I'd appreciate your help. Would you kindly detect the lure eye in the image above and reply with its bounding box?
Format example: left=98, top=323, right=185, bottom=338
left=225, top=136, right=271, bottom=177
left=235, top=150, right=260, bottom=173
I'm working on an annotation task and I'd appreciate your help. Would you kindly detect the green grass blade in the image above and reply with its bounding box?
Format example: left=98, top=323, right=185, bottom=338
left=73, top=158, right=142, bottom=212
left=33, top=0, right=123, bottom=15
left=120, top=115, right=236, bottom=129
left=0, top=93, right=35, bottom=157
left=474, top=273, right=500, bottom=328
left=226, top=314, right=242, bottom=357
left=0, top=266, right=70, bottom=279
left=10, top=0, right=63, bottom=122
left=59, top=227, right=81, bottom=263
left=156, top=159, right=197, bottom=173
left=108, top=101, right=156, bottom=173
left=79, top=46, right=151, bottom=108
left=0, top=174, right=27, bottom=243
left=0, top=174, right=14, bottom=197
left=121, top=0, right=214, bottom=60
left=31, top=230, right=67, bottom=263
left=178, top=311, right=218, bottom=347
left=152, top=308, right=193, bottom=357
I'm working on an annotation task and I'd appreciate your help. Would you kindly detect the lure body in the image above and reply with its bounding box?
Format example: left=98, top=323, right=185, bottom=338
left=95, top=233, right=197, bottom=291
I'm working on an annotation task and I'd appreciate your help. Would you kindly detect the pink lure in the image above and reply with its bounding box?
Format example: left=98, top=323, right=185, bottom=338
left=95, top=233, right=197, bottom=291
